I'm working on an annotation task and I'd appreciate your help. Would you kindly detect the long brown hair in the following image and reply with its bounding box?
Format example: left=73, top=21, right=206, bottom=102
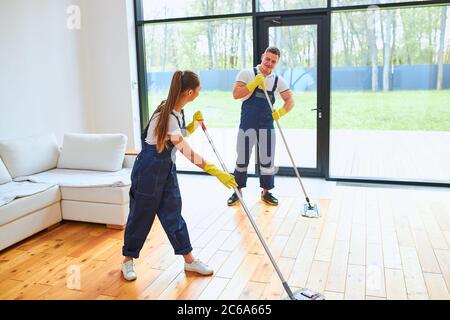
left=153, top=70, right=200, bottom=152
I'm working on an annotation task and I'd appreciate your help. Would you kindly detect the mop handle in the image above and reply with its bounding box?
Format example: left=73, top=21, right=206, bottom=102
left=199, top=121, right=294, bottom=299
left=261, top=88, right=310, bottom=200
left=200, top=122, right=229, bottom=172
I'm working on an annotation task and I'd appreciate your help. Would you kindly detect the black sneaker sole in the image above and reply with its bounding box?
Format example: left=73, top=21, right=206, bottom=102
left=261, top=196, right=279, bottom=206
left=227, top=199, right=239, bottom=206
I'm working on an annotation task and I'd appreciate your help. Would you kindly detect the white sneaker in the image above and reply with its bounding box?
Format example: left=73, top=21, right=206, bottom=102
left=122, top=259, right=137, bottom=281
left=184, top=259, right=214, bottom=276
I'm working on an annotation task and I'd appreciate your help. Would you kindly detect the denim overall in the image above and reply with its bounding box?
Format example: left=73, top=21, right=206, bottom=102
left=233, top=67, right=278, bottom=190
left=122, top=110, right=192, bottom=259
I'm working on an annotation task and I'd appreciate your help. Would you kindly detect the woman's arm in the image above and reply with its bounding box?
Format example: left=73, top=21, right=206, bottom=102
left=170, top=135, right=207, bottom=169
left=170, top=134, right=238, bottom=189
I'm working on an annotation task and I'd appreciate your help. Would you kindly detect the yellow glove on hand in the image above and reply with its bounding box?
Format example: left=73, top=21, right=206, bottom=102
left=245, top=74, right=266, bottom=92
left=272, top=107, right=287, bottom=121
left=203, top=162, right=238, bottom=189
left=193, top=110, right=204, bottom=122
left=186, top=111, right=204, bottom=136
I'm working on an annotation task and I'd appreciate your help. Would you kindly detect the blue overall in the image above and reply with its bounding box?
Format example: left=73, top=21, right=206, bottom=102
left=122, top=110, right=192, bottom=259
left=233, top=67, right=278, bottom=190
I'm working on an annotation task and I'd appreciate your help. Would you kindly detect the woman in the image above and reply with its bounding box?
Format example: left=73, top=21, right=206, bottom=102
left=122, top=70, right=237, bottom=281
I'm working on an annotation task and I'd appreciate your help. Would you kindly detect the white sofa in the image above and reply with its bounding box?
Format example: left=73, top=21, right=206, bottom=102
left=0, top=133, right=136, bottom=251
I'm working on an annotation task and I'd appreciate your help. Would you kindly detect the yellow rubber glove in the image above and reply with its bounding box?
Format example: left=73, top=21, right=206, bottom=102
left=245, top=74, right=266, bottom=92
left=185, top=111, right=204, bottom=136
left=203, top=162, right=238, bottom=189
left=272, top=107, right=287, bottom=121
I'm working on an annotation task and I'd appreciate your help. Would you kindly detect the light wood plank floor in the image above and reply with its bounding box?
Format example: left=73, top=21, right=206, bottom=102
left=0, top=177, right=449, bottom=300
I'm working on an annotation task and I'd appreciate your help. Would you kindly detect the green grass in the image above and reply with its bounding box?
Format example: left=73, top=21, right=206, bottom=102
left=148, top=90, right=450, bottom=131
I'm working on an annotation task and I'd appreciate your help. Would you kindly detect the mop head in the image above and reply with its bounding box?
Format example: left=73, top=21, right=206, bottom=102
left=284, top=289, right=326, bottom=300
left=302, top=203, right=320, bottom=218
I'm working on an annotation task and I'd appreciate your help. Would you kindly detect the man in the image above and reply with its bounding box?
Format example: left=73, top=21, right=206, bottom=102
left=227, top=46, right=294, bottom=206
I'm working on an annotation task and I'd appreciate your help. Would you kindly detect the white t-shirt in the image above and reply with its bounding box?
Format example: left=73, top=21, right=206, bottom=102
left=235, top=65, right=289, bottom=101
left=145, top=110, right=184, bottom=145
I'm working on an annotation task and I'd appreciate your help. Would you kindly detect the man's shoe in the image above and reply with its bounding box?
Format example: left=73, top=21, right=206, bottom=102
left=227, top=192, right=239, bottom=206
left=261, top=192, right=279, bottom=206
left=122, top=259, right=137, bottom=281
left=184, top=259, right=214, bottom=276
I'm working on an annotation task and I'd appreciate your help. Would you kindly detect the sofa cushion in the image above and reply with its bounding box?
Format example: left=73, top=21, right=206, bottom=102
left=60, top=185, right=130, bottom=205
left=0, top=134, right=60, bottom=178
left=0, top=158, right=12, bottom=185
left=57, top=133, right=127, bottom=172
left=61, top=200, right=128, bottom=225
left=0, top=185, right=60, bottom=226
left=0, top=181, right=56, bottom=207
left=0, top=202, right=61, bottom=251
left=14, top=168, right=131, bottom=187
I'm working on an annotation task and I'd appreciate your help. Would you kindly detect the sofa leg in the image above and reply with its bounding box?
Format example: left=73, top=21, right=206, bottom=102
left=47, top=222, right=62, bottom=231
left=106, top=224, right=125, bottom=230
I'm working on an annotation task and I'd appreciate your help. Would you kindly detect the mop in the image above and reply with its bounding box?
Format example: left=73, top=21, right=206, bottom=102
left=199, top=121, right=325, bottom=301
left=261, top=87, right=320, bottom=218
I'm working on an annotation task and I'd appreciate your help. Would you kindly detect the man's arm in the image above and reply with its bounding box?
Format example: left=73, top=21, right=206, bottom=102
left=233, top=72, right=265, bottom=100
left=232, top=81, right=250, bottom=100
left=279, top=89, right=294, bottom=113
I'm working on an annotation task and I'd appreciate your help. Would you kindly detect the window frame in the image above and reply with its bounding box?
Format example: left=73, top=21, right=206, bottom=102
left=134, top=0, right=450, bottom=188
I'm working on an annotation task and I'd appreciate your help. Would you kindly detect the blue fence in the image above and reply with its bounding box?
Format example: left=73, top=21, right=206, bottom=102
left=147, top=64, right=450, bottom=92
left=331, top=64, right=450, bottom=91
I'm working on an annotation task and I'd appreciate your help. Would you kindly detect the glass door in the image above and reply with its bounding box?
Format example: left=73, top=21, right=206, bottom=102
left=257, top=14, right=330, bottom=177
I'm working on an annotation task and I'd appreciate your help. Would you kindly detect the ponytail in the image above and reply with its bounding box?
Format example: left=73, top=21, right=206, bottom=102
left=154, top=70, right=200, bottom=152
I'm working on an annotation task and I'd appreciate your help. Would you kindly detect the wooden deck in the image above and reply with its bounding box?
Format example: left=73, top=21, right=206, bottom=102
left=0, top=175, right=449, bottom=300
left=177, top=128, right=450, bottom=182
left=330, top=130, right=450, bottom=182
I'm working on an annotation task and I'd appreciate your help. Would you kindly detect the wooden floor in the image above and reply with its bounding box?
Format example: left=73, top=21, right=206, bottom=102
left=0, top=180, right=449, bottom=300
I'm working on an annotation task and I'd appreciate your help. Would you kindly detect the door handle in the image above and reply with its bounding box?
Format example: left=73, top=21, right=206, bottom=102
left=263, top=16, right=281, bottom=25
left=311, top=107, right=323, bottom=119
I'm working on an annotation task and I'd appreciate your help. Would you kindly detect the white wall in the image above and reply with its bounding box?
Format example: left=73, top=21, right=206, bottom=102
left=80, top=0, right=141, bottom=150
left=0, top=0, right=141, bottom=150
left=0, top=0, right=88, bottom=145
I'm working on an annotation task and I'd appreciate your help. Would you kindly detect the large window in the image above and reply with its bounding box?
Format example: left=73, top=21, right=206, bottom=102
left=258, top=0, right=327, bottom=11
left=144, top=18, right=254, bottom=171
left=136, top=0, right=450, bottom=186
left=332, top=0, right=430, bottom=6
left=330, top=5, right=450, bottom=182
left=142, top=0, right=252, bottom=20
